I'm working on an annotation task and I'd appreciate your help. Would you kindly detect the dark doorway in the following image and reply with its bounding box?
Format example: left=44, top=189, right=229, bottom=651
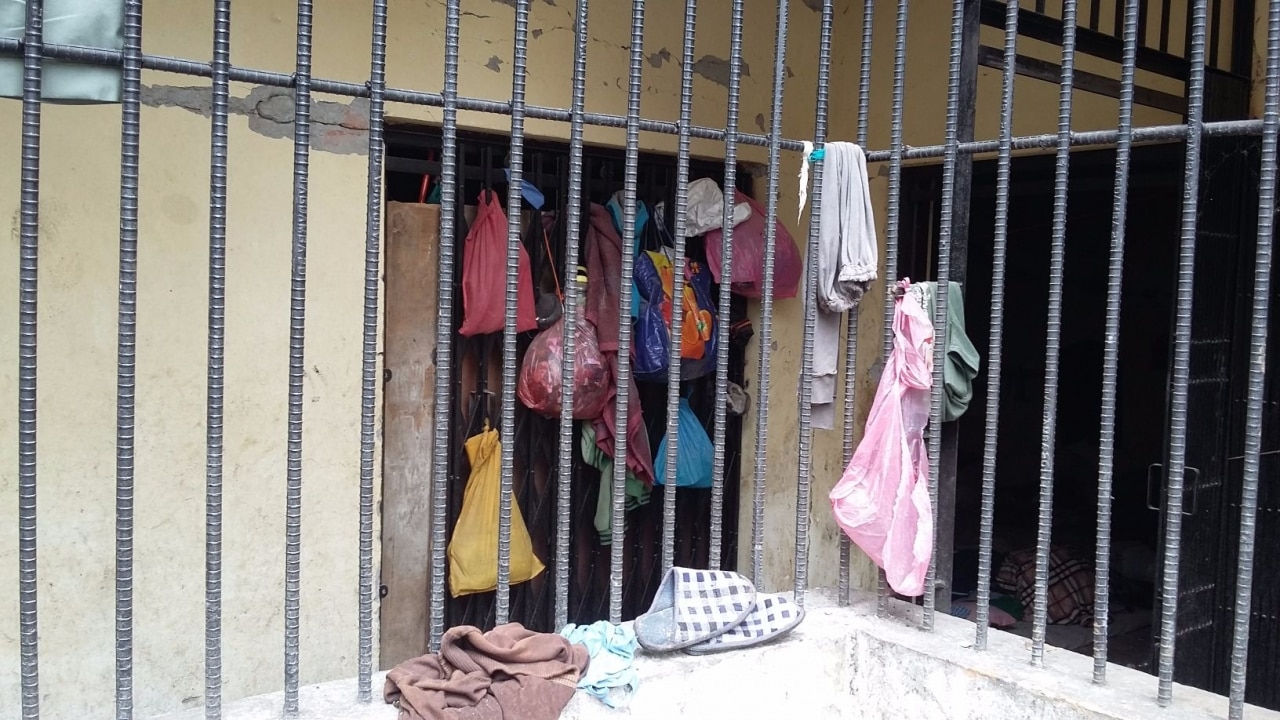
left=380, top=126, right=752, bottom=636
left=901, top=140, right=1279, bottom=710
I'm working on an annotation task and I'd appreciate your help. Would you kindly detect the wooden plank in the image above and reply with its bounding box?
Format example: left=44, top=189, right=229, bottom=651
left=380, top=201, right=441, bottom=668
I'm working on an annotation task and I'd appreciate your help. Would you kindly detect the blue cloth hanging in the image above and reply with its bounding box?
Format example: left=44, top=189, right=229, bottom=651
left=503, top=169, right=546, bottom=209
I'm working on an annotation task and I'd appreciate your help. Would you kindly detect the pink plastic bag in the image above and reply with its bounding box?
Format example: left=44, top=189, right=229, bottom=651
left=829, top=281, right=934, bottom=597
left=704, top=190, right=802, bottom=299
left=517, top=308, right=611, bottom=420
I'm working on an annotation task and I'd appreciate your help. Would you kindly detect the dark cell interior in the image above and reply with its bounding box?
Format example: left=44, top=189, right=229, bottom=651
left=902, top=140, right=1279, bottom=703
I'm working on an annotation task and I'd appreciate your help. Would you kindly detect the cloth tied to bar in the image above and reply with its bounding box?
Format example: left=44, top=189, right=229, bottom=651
left=385, top=623, right=590, bottom=720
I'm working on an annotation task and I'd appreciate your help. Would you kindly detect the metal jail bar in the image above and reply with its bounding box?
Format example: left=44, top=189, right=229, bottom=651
left=1229, top=3, right=1280, bottom=717
left=922, top=0, right=972, bottom=631
left=357, top=0, right=389, bottom=704
left=838, top=0, right=878, bottom=607
left=495, top=0, right=532, bottom=627
left=793, top=0, right=835, bottom=607
left=608, top=0, right=645, bottom=625
left=1031, top=0, right=1080, bottom=668
left=16, top=0, right=43, bottom=717
left=973, top=0, right=1020, bottom=649
left=661, top=0, right=698, bottom=577
left=1158, top=0, right=1211, bottom=705
left=553, top=0, right=591, bottom=633
left=751, top=0, right=791, bottom=587
left=876, top=0, right=911, bottom=617
left=115, top=0, right=143, bottom=717
left=1091, top=0, right=1141, bottom=683
left=205, top=0, right=232, bottom=715
left=5, top=0, right=1280, bottom=718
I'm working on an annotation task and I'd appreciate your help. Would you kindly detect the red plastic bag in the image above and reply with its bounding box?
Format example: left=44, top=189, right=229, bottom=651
left=705, top=190, right=802, bottom=299
left=517, top=307, right=611, bottom=419
left=459, top=189, right=538, bottom=337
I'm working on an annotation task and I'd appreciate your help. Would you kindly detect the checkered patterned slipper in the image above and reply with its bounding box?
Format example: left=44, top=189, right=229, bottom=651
left=682, top=593, right=805, bottom=655
left=634, top=567, right=758, bottom=653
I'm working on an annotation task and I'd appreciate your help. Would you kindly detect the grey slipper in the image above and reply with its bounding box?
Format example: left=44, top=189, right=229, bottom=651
left=682, top=593, right=805, bottom=655
left=634, top=567, right=757, bottom=653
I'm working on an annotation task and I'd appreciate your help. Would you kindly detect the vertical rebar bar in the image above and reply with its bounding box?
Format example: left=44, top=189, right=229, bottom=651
left=838, top=0, right=877, bottom=609
left=922, top=0, right=970, bottom=631
left=661, top=0, right=698, bottom=575
left=555, top=0, right=591, bottom=632
left=17, top=2, right=44, bottom=718
left=1031, top=0, right=1078, bottom=668
left=1092, top=0, right=1139, bottom=684
left=283, top=0, right=315, bottom=713
left=878, top=0, right=911, bottom=617
left=1227, top=4, right=1279, bottom=717
left=429, top=0, right=462, bottom=652
left=496, top=0, right=533, bottom=628
left=357, top=0, right=388, bottom=703
left=610, top=0, right=646, bottom=624
left=751, top=0, right=790, bottom=586
left=708, top=0, right=745, bottom=571
left=205, top=1, right=232, bottom=716
left=1156, top=0, right=1209, bottom=703
left=793, top=0, right=834, bottom=607
left=974, top=0, right=1019, bottom=650
left=114, top=1, right=143, bottom=717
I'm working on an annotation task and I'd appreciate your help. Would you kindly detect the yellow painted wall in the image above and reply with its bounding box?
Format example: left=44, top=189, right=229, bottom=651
left=0, top=0, right=1187, bottom=716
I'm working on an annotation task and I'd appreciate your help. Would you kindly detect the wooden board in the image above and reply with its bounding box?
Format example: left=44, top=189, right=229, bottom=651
left=380, top=201, right=440, bottom=667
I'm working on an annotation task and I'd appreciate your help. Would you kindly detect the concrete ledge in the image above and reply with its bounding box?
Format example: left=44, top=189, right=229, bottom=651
left=559, top=600, right=851, bottom=719
left=842, top=592, right=1278, bottom=720
left=153, top=591, right=1278, bottom=720
left=152, top=676, right=395, bottom=720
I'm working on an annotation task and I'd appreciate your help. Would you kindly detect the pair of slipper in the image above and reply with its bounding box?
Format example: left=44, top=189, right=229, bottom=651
left=634, top=567, right=805, bottom=655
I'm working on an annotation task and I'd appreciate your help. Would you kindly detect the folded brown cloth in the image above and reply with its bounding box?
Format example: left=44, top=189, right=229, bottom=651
left=385, top=622, right=590, bottom=720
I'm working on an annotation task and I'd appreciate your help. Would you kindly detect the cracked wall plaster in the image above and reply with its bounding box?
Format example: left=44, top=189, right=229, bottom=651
left=142, top=84, right=371, bottom=155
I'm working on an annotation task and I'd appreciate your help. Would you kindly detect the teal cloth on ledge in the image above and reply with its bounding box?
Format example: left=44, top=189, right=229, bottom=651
left=561, top=621, right=640, bottom=709
left=1, top=0, right=125, bottom=104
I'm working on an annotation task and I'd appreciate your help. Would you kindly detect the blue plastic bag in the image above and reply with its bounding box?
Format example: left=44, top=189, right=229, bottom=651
left=653, top=398, right=714, bottom=490
left=632, top=250, right=671, bottom=382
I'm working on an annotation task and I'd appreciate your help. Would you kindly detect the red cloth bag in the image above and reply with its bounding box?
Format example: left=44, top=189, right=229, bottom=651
left=459, top=189, right=538, bottom=336
left=705, top=189, right=803, bottom=300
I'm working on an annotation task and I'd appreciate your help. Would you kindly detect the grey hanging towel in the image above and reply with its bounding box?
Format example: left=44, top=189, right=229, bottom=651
left=811, top=142, right=879, bottom=430
left=1, top=0, right=124, bottom=104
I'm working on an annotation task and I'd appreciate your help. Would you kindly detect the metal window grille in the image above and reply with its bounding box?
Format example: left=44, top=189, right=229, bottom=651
left=3, top=0, right=1279, bottom=719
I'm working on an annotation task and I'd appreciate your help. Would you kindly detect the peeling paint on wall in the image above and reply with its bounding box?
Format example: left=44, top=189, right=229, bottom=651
left=691, top=54, right=750, bottom=87
left=142, top=84, right=371, bottom=155
left=648, top=48, right=672, bottom=68
left=486, top=55, right=505, bottom=72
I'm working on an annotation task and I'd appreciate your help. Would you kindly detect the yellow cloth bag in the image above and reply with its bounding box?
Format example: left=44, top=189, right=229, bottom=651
left=448, top=427, right=546, bottom=598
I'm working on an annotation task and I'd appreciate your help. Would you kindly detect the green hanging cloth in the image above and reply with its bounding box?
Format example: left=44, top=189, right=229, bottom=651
left=581, top=423, right=650, bottom=545
left=917, top=281, right=981, bottom=422
left=1, top=0, right=125, bottom=104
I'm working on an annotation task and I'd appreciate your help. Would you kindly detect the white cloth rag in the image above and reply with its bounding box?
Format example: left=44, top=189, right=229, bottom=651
left=809, top=142, right=879, bottom=429
left=684, top=177, right=751, bottom=237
